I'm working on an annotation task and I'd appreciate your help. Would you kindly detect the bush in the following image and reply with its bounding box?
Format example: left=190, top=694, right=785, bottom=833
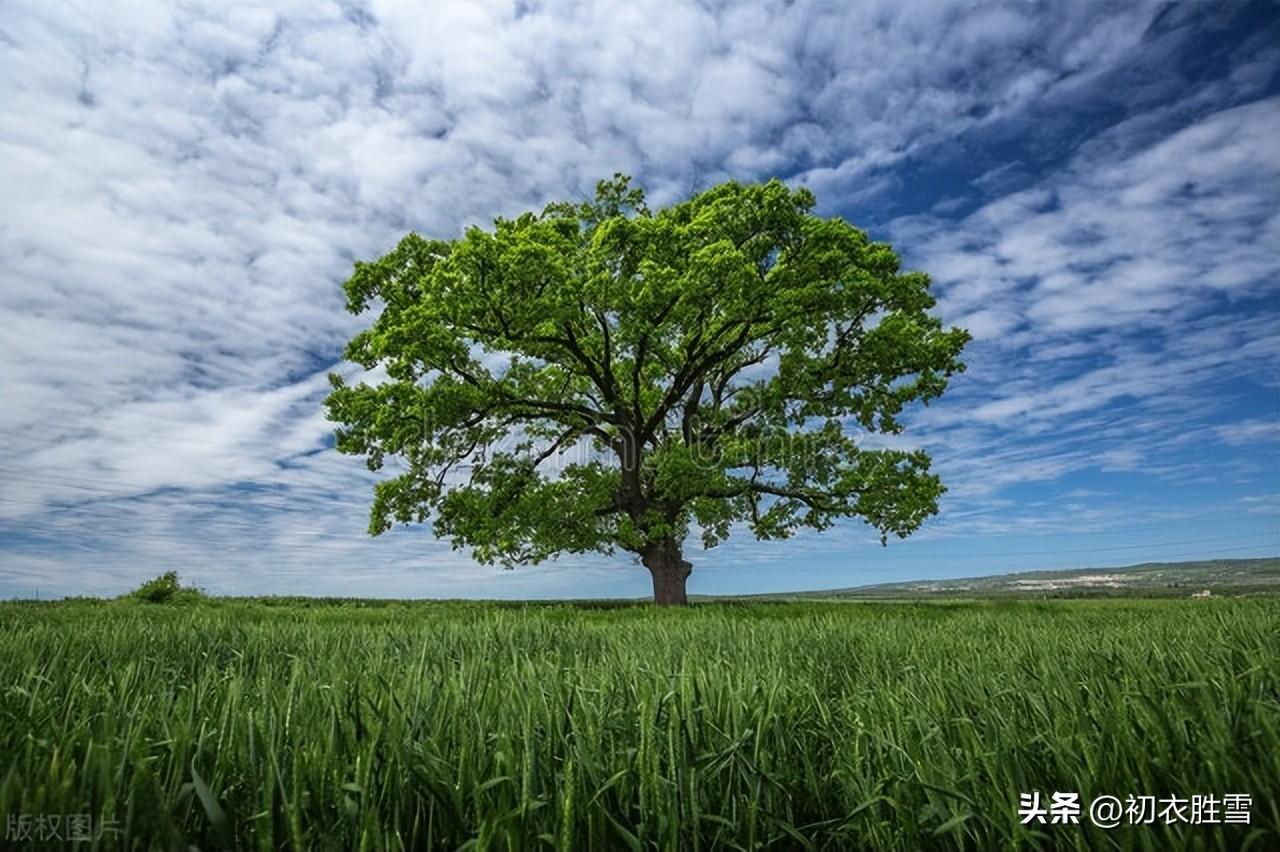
left=127, top=571, right=205, bottom=604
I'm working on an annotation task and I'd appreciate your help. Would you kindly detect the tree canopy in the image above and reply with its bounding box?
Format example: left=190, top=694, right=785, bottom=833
left=325, top=176, right=969, bottom=604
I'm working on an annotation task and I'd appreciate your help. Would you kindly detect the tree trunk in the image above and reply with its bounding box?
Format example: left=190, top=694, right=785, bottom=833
left=642, top=539, right=692, bottom=606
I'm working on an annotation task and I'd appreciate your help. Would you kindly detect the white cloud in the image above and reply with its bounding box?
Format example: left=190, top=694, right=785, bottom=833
left=0, top=0, right=1275, bottom=597
left=1216, top=419, right=1280, bottom=447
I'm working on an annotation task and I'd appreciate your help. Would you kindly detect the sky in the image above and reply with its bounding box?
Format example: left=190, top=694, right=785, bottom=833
left=1, top=0, right=1277, bottom=600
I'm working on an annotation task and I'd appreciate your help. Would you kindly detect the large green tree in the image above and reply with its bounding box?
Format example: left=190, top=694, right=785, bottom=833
left=325, top=177, right=968, bottom=605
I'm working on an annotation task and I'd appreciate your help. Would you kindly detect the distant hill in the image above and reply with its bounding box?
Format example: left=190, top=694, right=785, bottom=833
left=741, top=557, right=1280, bottom=600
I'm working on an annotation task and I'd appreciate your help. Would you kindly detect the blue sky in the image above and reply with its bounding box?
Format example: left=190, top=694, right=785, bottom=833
left=0, top=0, right=1276, bottom=599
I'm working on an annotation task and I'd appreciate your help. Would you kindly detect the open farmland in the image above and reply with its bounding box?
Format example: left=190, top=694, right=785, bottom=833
left=1, top=598, right=1277, bottom=850
left=744, top=558, right=1280, bottom=601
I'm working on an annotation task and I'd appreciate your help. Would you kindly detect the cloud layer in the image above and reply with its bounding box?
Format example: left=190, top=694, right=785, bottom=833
left=1, top=1, right=1276, bottom=597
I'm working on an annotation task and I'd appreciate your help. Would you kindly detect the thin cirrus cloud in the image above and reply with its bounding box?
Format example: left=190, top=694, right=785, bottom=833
left=0, top=1, right=1276, bottom=598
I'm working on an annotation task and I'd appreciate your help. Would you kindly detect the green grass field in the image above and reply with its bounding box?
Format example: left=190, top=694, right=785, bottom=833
left=1, top=598, right=1277, bottom=850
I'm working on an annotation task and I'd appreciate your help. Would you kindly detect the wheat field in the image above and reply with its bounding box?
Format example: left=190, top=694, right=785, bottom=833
left=1, top=598, right=1276, bottom=850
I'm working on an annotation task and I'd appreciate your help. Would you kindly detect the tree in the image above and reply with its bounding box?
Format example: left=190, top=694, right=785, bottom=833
left=325, top=176, right=969, bottom=605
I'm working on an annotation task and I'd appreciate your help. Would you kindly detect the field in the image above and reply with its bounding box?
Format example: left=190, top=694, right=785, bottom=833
left=1, top=598, right=1277, bottom=850
left=742, top=558, right=1280, bottom=600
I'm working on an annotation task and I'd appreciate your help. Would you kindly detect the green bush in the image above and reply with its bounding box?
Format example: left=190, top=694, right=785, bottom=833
left=127, top=570, right=204, bottom=604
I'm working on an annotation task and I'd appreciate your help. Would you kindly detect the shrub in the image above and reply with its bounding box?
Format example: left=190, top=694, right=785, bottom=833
left=127, top=571, right=204, bottom=604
